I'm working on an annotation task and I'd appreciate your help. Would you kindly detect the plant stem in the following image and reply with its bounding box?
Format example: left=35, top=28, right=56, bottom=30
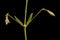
left=32, top=9, right=43, bottom=20
left=24, top=0, right=28, bottom=25
left=8, top=15, right=15, bottom=21
left=24, top=27, right=27, bottom=40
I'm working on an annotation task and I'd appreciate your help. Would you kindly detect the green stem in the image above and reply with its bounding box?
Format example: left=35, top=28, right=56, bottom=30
left=24, top=27, right=27, bottom=40
left=24, top=0, right=28, bottom=25
left=32, top=9, right=43, bottom=20
left=8, top=15, right=16, bottom=21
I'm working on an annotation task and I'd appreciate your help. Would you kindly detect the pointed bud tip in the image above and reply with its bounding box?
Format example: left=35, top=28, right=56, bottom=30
left=47, top=10, right=55, bottom=16
left=41, top=8, right=55, bottom=16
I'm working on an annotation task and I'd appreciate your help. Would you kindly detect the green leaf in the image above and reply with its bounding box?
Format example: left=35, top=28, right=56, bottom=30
left=14, top=16, right=23, bottom=26
left=27, top=13, right=33, bottom=26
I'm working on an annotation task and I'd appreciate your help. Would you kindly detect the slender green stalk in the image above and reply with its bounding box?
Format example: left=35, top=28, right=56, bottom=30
left=24, top=0, right=28, bottom=40
left=32, top=8, right=55, bottom=20
left=24, top=0, right=28, bottom=25
left=32, top=8, right=43, bottom=20
left=8, top=15, right=16, bottom=21
left=24, top=27, right=27, bottom=40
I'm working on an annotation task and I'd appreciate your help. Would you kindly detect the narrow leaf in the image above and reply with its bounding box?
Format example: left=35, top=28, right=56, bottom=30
left=27, top=13, right=33, bottom=26
left=14, top=16, right=23, bottom=26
